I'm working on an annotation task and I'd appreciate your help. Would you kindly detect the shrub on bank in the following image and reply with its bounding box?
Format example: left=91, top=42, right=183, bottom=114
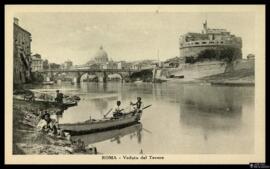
left=185, top=47, right=242, bottom=64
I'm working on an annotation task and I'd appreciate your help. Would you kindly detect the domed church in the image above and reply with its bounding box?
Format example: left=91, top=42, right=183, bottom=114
left=85, top=46, right=117, bottom=70
left=94, top=46, right=109, bottom=64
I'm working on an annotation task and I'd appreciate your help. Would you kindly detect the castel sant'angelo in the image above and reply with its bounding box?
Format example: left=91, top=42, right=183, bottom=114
left=179, top=21, right=242, bottom=62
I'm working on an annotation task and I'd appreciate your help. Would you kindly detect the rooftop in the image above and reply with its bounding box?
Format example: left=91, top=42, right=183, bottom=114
left=14, top=22, right=31, bottom=36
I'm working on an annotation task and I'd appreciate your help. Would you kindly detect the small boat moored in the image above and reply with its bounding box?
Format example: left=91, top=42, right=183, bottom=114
left=13, top=91, right=78, bottom=108
left=42, top=81, right=54, bottom=85
left=60, top=105, right=151, bottom=135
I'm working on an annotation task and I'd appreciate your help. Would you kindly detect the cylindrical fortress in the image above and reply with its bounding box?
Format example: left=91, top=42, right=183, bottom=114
left=179, top=21, right=242, bottom=61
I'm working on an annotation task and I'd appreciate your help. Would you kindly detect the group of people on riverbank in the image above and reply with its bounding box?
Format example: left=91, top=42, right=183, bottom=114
left=33, top=89, right=144, bottom=155
left=37, top=90, right=144, bottom=132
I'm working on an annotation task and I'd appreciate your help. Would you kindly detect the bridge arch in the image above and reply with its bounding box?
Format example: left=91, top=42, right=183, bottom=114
left=129, top=69, right=153, bottom=82
left=107, top=73, right=123, bottom=81
left=79, top=72, right=98, bottom=82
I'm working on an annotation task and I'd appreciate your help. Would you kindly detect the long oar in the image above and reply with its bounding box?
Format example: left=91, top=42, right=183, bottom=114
left=104, top=108, right=113, bottom=118
left=142, top=105, right=152, bottom=110
left=143, top=128, right=152, bottom=134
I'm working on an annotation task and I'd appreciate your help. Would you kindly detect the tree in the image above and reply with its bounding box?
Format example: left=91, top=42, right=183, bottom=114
left=49, top=63, right=61, bottom=69
left=197, top=49, right=217, bottom=62
left=196, top=47, right=238, bottom=63
left=43, top=59, right=49, bottom=70
left=31, top=72, right=44, bottom=82
left=219, top=47, right=235, bottom=63
left=185, top=56, right=196, bottom=64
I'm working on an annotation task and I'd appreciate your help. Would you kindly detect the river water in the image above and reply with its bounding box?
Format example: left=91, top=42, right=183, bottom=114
left=30, top=81, right=254, bottom=154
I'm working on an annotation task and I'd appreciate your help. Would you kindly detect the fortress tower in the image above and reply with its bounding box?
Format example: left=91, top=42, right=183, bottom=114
left=179, top=21, right=242, bottom=63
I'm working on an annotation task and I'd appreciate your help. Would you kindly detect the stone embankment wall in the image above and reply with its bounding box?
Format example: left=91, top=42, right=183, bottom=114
left=233, top=59, right=254, bottom=71
left=153, top=59, right=254, bottom=81
left=155, top=61, right=226, bottom=80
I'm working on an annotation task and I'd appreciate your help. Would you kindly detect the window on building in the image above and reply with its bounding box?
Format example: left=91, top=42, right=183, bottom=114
left=195, top=42, right=199, bottom=45
left=202, top=42, right=207, bottom=44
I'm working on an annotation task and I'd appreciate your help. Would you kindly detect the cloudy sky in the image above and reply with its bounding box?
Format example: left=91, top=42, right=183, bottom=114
left=16, top=11, right=255, bottom=65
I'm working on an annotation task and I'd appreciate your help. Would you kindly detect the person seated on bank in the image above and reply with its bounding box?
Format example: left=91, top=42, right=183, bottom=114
left=130, top=97, right=144, bottom=113
left=36, top=112, right=52, bottom=133
left=55, top=90, right=64, bottom=104
left=36, top=113, right=58, bottom=135
left=113, top=101, right=125, bottom=118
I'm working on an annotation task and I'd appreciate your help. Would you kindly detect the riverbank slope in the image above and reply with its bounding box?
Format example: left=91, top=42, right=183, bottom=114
left=199, top=68, right=254, bottom=86
left=13, top=98, right=97, bottom=154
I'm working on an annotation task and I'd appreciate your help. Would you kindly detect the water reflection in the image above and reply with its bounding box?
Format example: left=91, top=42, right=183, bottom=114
left=179, top=85, right=243, bottom=130
left=92, top=99, right=109, bottom=115
left=30, top=82, right=254, bottom=154
left=72, top=123, right=143, bottom=145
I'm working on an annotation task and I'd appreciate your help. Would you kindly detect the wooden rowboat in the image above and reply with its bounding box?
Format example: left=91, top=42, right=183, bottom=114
left=42, top=81, right=54, bottom=85
left=71, top=123, right=142, bottom=144
left=13, top=94, right=78, bottom=107
left=33, top=98, right=78, bottom=107
left=60, top=110, right=144, bottom=135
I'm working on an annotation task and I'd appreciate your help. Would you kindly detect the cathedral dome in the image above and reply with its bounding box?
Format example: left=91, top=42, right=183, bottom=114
left=94, top=46, right=109, bottom=64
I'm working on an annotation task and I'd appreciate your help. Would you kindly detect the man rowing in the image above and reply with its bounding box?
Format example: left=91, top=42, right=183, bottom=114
left=113, top=101, right=125, bottom=118
left=130, top=97, right=144, bottom=112
left=106, top=98, right=145, bottom=119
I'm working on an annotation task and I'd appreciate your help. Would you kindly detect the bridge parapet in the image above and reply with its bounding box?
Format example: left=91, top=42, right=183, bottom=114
left=37, top=68, right=154, bottom=83
left=38, top=68, right=143, bottom=73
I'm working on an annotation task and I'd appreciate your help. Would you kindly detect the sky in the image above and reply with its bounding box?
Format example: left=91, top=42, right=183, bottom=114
left=16, top=12, right=256, bottom=65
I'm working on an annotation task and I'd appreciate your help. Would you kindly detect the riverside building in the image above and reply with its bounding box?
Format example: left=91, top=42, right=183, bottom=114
left=13, top=18, right=32, bottom=84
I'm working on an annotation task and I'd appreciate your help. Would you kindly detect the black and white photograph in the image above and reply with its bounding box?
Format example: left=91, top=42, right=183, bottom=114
left=4, top=5, right=265, bottom=164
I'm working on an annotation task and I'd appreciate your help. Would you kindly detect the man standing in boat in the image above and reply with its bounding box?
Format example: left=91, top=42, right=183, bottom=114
left=55, top=90, right=63, bottom=104
left=113, top=101, right=125, bottom=118
left=130, top=97, right=143, bottom=113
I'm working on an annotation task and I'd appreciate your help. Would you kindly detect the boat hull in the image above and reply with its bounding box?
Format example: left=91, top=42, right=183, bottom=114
left=42, top=81, right=54, bottom=85
left=60, top=112, right=142, bottom=135
left=13, top=95, right=77, bottom=107
left=71, top=123, right=143, bottom=144
left=33, top=99, right=78, bottom=107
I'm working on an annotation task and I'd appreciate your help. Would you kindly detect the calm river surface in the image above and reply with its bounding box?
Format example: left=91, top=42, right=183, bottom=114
left=30, top=81, right=254, bottom=154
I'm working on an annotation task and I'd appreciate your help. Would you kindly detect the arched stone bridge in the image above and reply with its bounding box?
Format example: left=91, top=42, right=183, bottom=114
left=38, top=68, right=149, bottom=83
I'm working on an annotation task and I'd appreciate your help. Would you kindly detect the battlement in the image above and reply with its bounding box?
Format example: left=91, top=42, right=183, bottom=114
left=180, top=20, right=241, bottom=47
left=180, top=38, right=242, bottom=49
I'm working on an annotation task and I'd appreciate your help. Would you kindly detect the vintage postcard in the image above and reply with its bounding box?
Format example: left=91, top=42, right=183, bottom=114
left=5, top=5, right=265, bottom=164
